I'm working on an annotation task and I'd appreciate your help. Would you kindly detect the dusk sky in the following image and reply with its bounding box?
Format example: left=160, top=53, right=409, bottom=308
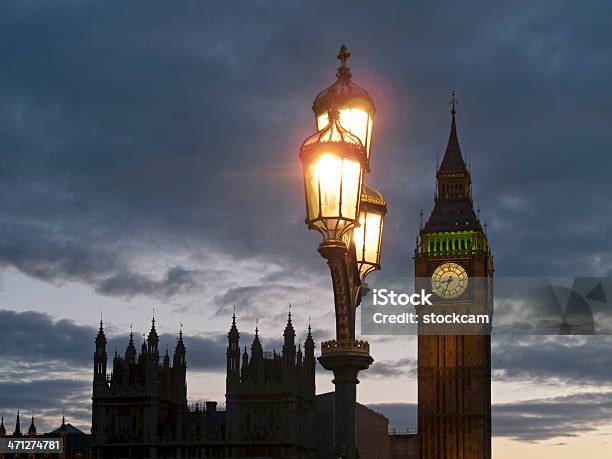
left=1, top=1, right=611, bottom=458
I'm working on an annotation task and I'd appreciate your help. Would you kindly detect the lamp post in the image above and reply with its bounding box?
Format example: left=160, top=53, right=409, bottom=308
left=299, top=45, right=387, bottom=459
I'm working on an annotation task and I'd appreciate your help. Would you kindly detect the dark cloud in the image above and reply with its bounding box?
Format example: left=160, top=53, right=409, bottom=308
left=493, top=392, right=612, bottom=441
left=0, top=310, right=96, bottom=368
left=0, top=222, right=207, bottom=299
left=1, top=0, right=611, bottom=307
left=0, top=309, right=223, bottom=372
left=492, top=336, right=612, bottom=385
left=0, top=309, right=295, bottom=374
left=95, top=266, right=201, bottom=298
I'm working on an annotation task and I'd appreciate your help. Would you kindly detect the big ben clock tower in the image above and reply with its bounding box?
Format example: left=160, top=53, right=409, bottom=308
left=415, top=94, right=493, bottom=459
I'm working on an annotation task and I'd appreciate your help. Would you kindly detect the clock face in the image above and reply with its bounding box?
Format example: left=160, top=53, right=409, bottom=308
left=431, top=262, right=468, bottom=299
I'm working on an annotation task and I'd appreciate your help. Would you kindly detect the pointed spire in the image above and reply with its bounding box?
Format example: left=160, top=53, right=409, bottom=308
left=147, top=312, right=159, bottom=353
left=438, top=91, right=468, bottom=176
left=284, top=304, right=295, bottom=338
left=28, top=416, right=36, bottom=436
left=174, top=325, right=186, bottom=366
left=229, top=309, right=239, bottom=339
left=125, top=325, right=136, bottom=363
left=251, top=321, right=263, bottom=358
left=13, top=410, right=21, bottom=436
left=150, top=310, right=157, bottom=334
left=0, top=412, right=5, bottom=436
left=96, top=313, right=106, bottom=345
left=59, top=412, right=67, bottom=433
left=305, top=319, right=315, bottom=356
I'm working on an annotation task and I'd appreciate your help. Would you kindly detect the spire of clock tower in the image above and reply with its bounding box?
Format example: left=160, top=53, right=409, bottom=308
left=421, top=93, right=483, bottom=237
left=435, top=91, right=472, bottom=203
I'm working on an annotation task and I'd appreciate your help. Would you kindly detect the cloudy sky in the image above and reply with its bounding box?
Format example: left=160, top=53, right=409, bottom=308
left=1, top=1, right=611, bottom=458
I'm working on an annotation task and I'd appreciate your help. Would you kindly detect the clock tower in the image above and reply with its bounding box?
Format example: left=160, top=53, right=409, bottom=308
left=414, top=94, right=493, bottom=459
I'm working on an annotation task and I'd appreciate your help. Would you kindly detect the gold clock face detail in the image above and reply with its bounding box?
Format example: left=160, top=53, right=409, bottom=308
left=431, top=262, right=468, bottom=299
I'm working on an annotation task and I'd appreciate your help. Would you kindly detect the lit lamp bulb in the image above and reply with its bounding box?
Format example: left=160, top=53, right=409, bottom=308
left=300, top=109, right=367, bottom=242
left=352, top=184, right=387, bottom=278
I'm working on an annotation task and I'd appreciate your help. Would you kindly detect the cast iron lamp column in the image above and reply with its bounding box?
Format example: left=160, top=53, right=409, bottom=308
left=299, top=45, right=387, bottom=459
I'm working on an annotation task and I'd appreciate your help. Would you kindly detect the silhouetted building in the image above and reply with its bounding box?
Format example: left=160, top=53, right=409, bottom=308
left=91, top=317, right=225, bottom=458
left=91, top=313, right=315, bottom=458
left=225, top=312, right=316, bottom=458
left=315, top=392, right=390, bottom=459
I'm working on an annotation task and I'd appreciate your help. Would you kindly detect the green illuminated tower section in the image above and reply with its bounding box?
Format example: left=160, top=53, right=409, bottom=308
left=414, top=97, right=493, bottom=459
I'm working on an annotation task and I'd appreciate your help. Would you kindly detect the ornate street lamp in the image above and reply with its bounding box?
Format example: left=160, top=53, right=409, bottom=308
left=312, top=44, right=376, bottom=171
left=300, top=45, right=387, bottom=459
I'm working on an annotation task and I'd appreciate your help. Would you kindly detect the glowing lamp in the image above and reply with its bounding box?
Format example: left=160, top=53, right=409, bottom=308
left=299, top=108, right=367, bottom=241
left=352, top=184, right=387, bottom=278
left=312, top=44, right=376, bottom=170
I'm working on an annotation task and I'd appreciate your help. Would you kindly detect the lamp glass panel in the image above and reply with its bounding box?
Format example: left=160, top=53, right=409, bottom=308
left=340, top=158, right=361, bottom=221
left=354, top=210, right=382, bottom=266
left=314, top=153, right=343, bottom=218
left=304, top=162, right=320, bottom=221
left=317, top=108, right=372, bottom=154
left=306, top=152, right=362, bottom=227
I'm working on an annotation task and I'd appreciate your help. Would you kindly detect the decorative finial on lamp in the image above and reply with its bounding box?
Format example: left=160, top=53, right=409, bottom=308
left=336, top=44, right=352, bottom=80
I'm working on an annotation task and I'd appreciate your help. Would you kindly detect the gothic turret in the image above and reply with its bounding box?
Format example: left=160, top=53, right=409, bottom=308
left=173, top=328, right=187, bottom=401
left=147, top=316, right=160, bottom=365
left=28, top=416, right=36, bottom=437
left=227, top=313, right=241, bottom=390
left=125, top=327, right=137, bottom=364
left=173, top=328, right=186, bottom=368
left=94, top=319, right=107, bottom=389
left=250, top=324, right=264, bottom=383
left=251, top=324, right=263, bottom=359
left=13, top=411, right=21, bottom=436
left=304, top=324, right=316, bottom=390
left=282, top=309, right=296, bottom=367
left=0, top=415, right=5, bottom=437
